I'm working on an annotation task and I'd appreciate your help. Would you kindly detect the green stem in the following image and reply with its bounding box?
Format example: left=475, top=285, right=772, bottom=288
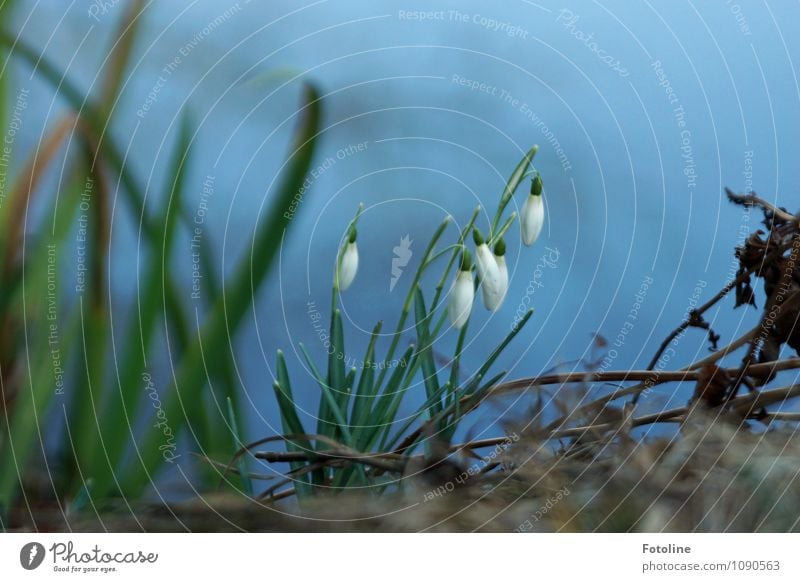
left=489, top=212, right=517, bottom=247
left=489, top=145, right=538, bottom=237
left=373, top=215, right=451, bottom=390
left=430, top=206, right=480, bottom=315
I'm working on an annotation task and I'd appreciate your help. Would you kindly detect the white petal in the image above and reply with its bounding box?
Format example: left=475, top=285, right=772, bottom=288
left=338, top=242, right=359, bottom=290
left=448, top=271, right=474, bottom=329
left=521, top=194, right=544, bottom=246
left=482, top=255, right=508, bottom=311
left=475, top=244, right=501, bottom=296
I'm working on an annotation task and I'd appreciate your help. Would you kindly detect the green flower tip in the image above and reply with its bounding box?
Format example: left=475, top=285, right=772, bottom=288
left=348, top=227, right=357, bottom=243
left=531, top=173, right=543, bottom=197
left=472, top=227, right=484, bottom=246
left=494, top=238, right=506, bottom=256
left=460, top=248, right=473, bottom=271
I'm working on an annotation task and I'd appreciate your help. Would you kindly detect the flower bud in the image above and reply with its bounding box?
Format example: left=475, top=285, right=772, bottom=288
left=482, top=239, right=508, bottom=311
left=337, top=228, right=359, bottom=291
left=448, top=250, right=474, bottom=329
left=521, top=175, right=544, bottom=246
left=473, top=227, right=502, bottom=308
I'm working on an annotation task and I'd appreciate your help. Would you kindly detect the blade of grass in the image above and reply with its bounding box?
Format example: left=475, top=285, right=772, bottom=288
left=1, top=116, right=75, bottom=285
left=448, top=321, right=469, bottom=407
left=89, top=111, right=194, bottom=496
left=298, top=344, right=355, bottom=447
left=99, top=0, right=145, bottom=121
left=389, top=310, right=533, bottom=456
left=224, top=397, right=251, bottom=494
left=71, top=2, right=148, bottom=481
left=413, top=287, right=441, bottom=420
left=298, top=345, right=367, bottom=487
left=275, top=352, right=306, bottom=437
left=319, top=307, right=346, bottom=440
left=379, top=379, right=452, bottom=453
left=356, top=345, right=416, bottom=453
left=68, top=137, right=111, bottom=494
left=274, top=350, right=311, bottom=497
left=467, top=309, right=533, bottom=397
left=120, top=84, right=321, bottom=496
left=272, top=382, right=312, bottom=497
left=349, top=321, right=381, bottom=428
left=0, top=162, right=85, bottom=512
left=0, top=0, right=17, bottom=139
left=373, top=217, right=451, bottom=391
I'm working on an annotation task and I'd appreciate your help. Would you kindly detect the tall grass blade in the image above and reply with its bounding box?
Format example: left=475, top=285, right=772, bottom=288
left=120, top=84, right=321, bottom=495
left=91, top=112, right=194, bottom=496
left=413, top=287, right=441, bottom=420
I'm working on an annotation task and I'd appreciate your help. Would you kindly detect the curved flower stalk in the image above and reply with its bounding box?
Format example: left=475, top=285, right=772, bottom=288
left=491, top=145, right=538, bottom=237
left=473, top=228, right=502, bottom=308
left=482, top=238, right=508, bottom=311
left=448, top=250, right=475, bottom=329
left=521, top=173, right=544, bottom=246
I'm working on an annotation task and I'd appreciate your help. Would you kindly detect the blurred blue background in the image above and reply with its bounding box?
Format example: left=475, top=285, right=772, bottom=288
left=8, top=0, right=800, bottom=453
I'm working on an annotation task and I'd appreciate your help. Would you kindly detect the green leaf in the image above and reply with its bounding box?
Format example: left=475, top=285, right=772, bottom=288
left=0, top=165, right=84, bottom=510
left=470, top=309, right=533, bottom=394
left=99, top=0, right=146, bottom=121
left=349, top=321, right=381, bottom=428
left=373, top=216, right=451, bottom=391
left=275, top=350, right=306, bottom=437
left=299, top=344, right=354, bottom=447
left=329, top=308, right=347, bottom=406
left=120, top=83, right=321, bottom=496
left=356, top=345, right=415, bottom=452
left=317, top=307, right=345, bottom=440
left=413, top=287, right=441, bottom=419
left=449, top=320, right=469, bottom=401
left=380, top=380, right=452, bottom=453
left=90, top=110, right=194, bottom=497
left=0, top=0, right=18, bottom=136
left=225, top=397, right=252, bottom=495
left=274, top=350, right=312, bottom=497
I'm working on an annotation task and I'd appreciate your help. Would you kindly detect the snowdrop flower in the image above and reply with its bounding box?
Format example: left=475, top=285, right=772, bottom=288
left=448, top=250, right=475, bottom=329
left=482, top=238, right=508, bottom=311
left=336, top=228, right=359, bottom=291
left=472, top=228, right=502, bottom=307
left=521, top=173, right=544, bottom=246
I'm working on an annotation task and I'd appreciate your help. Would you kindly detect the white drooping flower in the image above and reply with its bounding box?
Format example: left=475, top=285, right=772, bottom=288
left=337, top=228, right=359, bottom=291
left=448, top=251, right=475, bottom=329
left=482, top=238, right=508, bottom=311
left=521, top=173, right=544, bottom=246
left=473, top=228, right=502, bottom=308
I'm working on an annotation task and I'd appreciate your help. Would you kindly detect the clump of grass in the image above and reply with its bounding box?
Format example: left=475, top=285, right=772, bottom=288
left=0, top=3, right=321, bottom=526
